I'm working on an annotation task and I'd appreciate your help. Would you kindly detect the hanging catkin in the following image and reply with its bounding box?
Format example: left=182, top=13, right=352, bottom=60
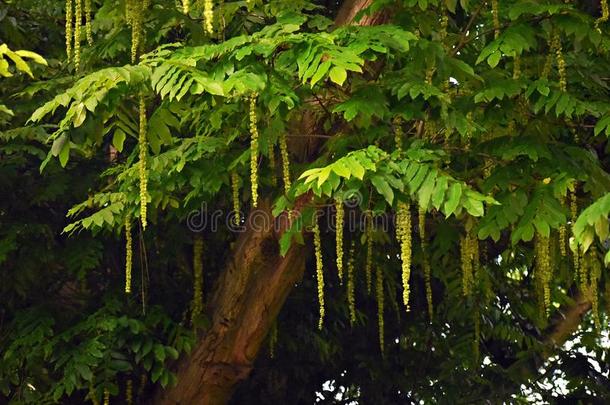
left=595, top=0, right=609, bottom=31
left=279, top=132, right=291, bottom=193
left=125, top=218, right=133, bottom=293
left=313, top=218, right=325, bottom=330
left=74, top=0, right=82, bottom=71
left=347, top=241, right=356, bottom=325
left=231, top=172, right=240, bottom=226
left=138, top=95, right=148, bottom=230
left=553, top=33, right=567, bottom=92
left=335, top=198, right=345, bottom=282
left=103, top=388, right=110, bottom=405
left=65, top=0, right=73, bottom=62
left=535, top=233, right=552, bottom=316
left=570, top=191, right=580, bottom=276
left=419, top=206, right=433, bottom=321
left=129, top=0, right=143, bottom=63
left=192, top=235, right=204, bottom=325
left=397, top=202, right=412, bottom=311
left=85, top=0, right=93, bottom=45
left=491, top=0, right=500, bottom=39
left=182, top=0, right=190, bottom=14
left=461, top=231, right=475, bottom=297
left=365, top=212, right=373, bottom=294
left=393, top=117, right=403, bottom=151
left=249, top=94, right=259, bottom=207
left=126, top=379, right=133, bottom=405
left=376, top=265, right=385, bottom=356
left=268, top=141, right=277, bottom=187
left=203, top=0, right=213, bottom=34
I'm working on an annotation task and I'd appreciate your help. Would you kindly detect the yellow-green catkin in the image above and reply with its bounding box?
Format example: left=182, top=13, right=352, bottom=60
left=129, top=0, right=143, bottom=63
left=335, top=198, right=345, bottom=282
left=559, top=195, right=567, bottom=257
left=595, top=0, right=609, bottom=31
left=279, top=132, right=291, bottom=193
left=393, top=117, right=403, bottom=151
left=74, top=0, right=82, bottom=71
left=541, top=35, right=554, bottom=80
left=231, top=172, right=240, bottom=226
left=268, top=141, right=277, bottom=187
left=584, top=248, right=601, bottom=330
left=66, top=0, right=73, bottom=62
left=138, top=95, right=148, bottom=230
left=103, top=388, right=110, bottom=405
left=313, top=219, right=325, bottom=330
left=553, top=33, right=567, bottom=92
left=126, top=379, right=133, bottom=405
left=182, top=0, right=190, bottom=14
left=89, top=383, right=100, bottom=405
left=397, top=202, right=412, bottom=311
left=203, top=0, right=213, bottom=35
left=249, top=94, right=259, bottom=208
left=513, top=54, right=521, bottom=80
left=365, top=213, right=373, bottom=294
left=570, top=191, right=580, bottom=275
left=439, top=6, right=449, bottom=42
left=535, top=233, right=552, bottom=316
left=461, top=230, right=477, bottom=297
left=347, top=241, right=356, bottom=326
left=269, top=320, right=278, bottom=358
left=85, top=0, right=93, bottom=46
left=192, top=235, right=204, bottom=325
left=376, top=265, right=385, bottom=356
left=491, top=0, right=500, bottom=39
left=125, top=218, right=133, bottom=293
left=419, top=206, right=433, bottom=321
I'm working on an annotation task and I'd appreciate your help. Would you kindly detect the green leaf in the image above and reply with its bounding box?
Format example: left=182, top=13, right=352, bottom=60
left=371, top=175, right=394, bottom=205
left=444, top=183, right=462, bottom=217
left=329, top=66, right=347, bottom=86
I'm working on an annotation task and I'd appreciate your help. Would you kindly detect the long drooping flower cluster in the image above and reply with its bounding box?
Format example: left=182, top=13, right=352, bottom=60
left=513, top=55, right=521, bottom=80
left=553, top=33, right=567, bottom=92
left=419, top=206, right=433, bottom=321
left=583, top=248, right=601, bottom=329
left=203, top=0, right=213, bottom=35
left=182, top=0, right=190, bottom=14
left=393, top=117, right=403, bottom=150
left=335, top=198, right=344, bottom=282
left=249, top=94, right=259, bottom=207
left=279, top=132, right=291, bottom=193
left=376, top=265, right=385, bottom=356
left=103, top=388, right=109, bottom=405
left=65, top=0, right=73, bottom=62
left=126, top=379, right=133, bottom=405
left=192, top=236, right=204, bottom=325
left=138, top=95, right=148, bottom=230
left=595, top=0, right=609, bottom=31
left=347, top=241, right=356, bottom=325
left=85, top=0, right=93, bottom=45
left=231, top=172, right=240, bottom=226
left=126, top=0, right=144, bottom=63
left=460, top=228, right=478, bottom=297
left=313, top=218, right=325, bottom=330
left=535, top=233, right=551, bottom=316
left=365, top=212, right=373, bottom=294
left=268, top=141, right=277, bottom=187
left=396, top=202, right=412, bottom=311
left=74, top=0, right=82, bottom=71
left=570, top=191, right=580, bottom=274
left=125, top=218, right=133, bottom=293
left=491, top=0, right=500, bottom=39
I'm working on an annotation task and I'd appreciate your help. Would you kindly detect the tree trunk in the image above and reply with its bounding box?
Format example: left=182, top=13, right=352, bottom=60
left=154, top=2, right=387, bottom=403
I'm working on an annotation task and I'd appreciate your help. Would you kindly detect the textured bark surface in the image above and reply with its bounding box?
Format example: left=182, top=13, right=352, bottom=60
left=154, top=2, right=388, bottom=403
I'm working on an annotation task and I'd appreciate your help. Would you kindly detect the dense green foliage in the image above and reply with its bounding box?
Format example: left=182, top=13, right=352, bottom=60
left=2, top=0, right=610, bottom=403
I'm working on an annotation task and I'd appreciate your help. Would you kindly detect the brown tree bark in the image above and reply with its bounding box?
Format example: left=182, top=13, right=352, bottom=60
left=154, top=2, right=385, bottom=404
